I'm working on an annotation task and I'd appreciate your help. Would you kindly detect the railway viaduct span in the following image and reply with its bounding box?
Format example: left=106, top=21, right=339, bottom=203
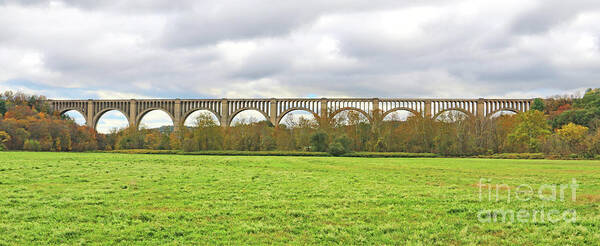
left=47, top=98, right=533, bottom=131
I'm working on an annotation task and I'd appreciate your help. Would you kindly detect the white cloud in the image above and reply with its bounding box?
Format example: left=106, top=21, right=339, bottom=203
left=138, top=110, right=173, bottom=129
left=95, top=110, right=129, bottom=133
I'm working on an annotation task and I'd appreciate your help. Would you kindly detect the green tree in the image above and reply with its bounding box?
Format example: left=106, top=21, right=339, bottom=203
left=193, top=112, right=219, bottom=128
left=575, top=88, right=600, bottom=109
left=531, top=98, right=545, bottom=111
left=508, top=110, right=551, bottom=152
left=183, top=113, right=224, bottom=151
left=0, top=100, right=6, bottom=116
left=310, top=131, right=328, bottom=152
left=116, top=128, right=146, bottom=149
left=553, top=88, right=600, bottom=128
left=23, top=139, right=41, bottom=151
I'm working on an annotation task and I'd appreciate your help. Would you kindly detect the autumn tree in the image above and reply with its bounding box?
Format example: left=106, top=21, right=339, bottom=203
left=556, top=123, right=589, bottom=154
left=508, top=110, right=551, bottom=152
left=0, top=131, right=10, bottom=150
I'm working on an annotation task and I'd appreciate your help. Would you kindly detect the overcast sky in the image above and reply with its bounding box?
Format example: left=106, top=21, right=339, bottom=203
left=1, top=0, right=599, bottom=132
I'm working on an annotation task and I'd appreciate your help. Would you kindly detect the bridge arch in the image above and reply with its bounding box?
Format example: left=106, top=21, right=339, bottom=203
left=93, top=109, right=130, bottom=133
left=329, top=107, right=372, bottom=124
left=487, top=108, right=520, bottom=119
left=229, top=107, right=271, bottom=126
left=382, top=107, right=422, bottom=120
left=58, top=108, right=85, bottom=117
left=277, top=107, right=320, bottom=125
left=60, top=109, right=87, bottom=125
left=183, top=109, right=221, bottom=127
left=433, top=108, right=474, bottom=121
left=136, top=108, right=175, bottom=129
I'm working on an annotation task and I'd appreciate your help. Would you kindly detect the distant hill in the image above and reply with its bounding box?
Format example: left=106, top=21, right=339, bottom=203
left=144, top=125, right=174, bottom=134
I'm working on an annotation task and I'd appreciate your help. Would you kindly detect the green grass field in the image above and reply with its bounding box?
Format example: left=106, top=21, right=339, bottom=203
left=1, top=152, right=599, bottom=245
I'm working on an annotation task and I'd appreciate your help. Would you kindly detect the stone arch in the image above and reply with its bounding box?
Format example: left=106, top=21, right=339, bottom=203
left=136, top=108, right=175, bottom=129
left=93, top=108, right=131, bottom=130
left=329, top=107, right=372, bottom=123
left=58, top=108, right=86, bottom=117
left=433, top=108, right=474, bottom=121
left=228, top=108, right=271, bottom=126
left=182, top=108, right=221, bottom=126
left=277, top=107, right=320, bottom=125
left=487, top=108, right=520, bottom=119
left=381, top=107, right=422, bottom=120
left=60, top=109, right=87, bottom=125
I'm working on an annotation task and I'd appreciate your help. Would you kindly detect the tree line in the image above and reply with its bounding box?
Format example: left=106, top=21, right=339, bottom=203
left=1, top=89, right=599, bottom=157
left=0, top=91, right=97, bottom=151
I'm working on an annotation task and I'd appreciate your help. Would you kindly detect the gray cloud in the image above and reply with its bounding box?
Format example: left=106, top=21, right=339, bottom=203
left=511, top=0, right=600, bottom=34
left=0, top=0, right=598, bottom=100
left=160, top=0, right=439, bottom=47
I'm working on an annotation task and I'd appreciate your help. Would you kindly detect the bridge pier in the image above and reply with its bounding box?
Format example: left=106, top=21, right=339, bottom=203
left=129, top=99, right=137, bottom=129
left=269, top=99, right=277, bottom=126
left=320, top=98, right=329, bottom=127
left=220, top=99, right=229, bottom=128
left=174, top=99, right=182, bottom=132
left=86, top=100, right=94, bottom=130
left=424, top=100, right=431, bottom=118
left=372, top=98, right=380, bottom=117
left=477, top=98, right=485, bottom=119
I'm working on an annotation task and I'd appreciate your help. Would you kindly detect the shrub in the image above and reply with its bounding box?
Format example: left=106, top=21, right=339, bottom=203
left=182, top=150, right=330, bottom=156
left=523, top=153, right=545, bottom=159
left=334, top=135, right=351, bottom=151
left=23, top=139, right=42, bottom=151
left=109, top=149, right=444, bottom=158
left=328, top=142, right=347, bottom=156
left=327, top=135, right=352, bottom=156
left=545, top=154, right=562, bottom=160
left=341, top=152, right=438, bottom=158
left=110, top=149, right=182, bottom=154
left=479, top=153, right=545, bottom=159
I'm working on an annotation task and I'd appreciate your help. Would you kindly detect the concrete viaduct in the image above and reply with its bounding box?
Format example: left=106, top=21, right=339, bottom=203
left=47, top=98, right=533, bottom=131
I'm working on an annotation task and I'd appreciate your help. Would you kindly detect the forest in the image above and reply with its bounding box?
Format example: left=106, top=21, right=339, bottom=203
left=1, top=89, right=599, bottom=158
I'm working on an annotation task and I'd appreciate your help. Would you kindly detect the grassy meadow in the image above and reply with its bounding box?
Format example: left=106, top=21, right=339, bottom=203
left=0, top=152, right=599, bottom=244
